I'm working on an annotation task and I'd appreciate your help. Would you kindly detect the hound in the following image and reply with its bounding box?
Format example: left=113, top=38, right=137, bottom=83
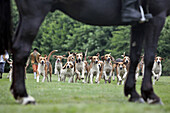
left=136, top=55, right=144, bottom=80
left=121, top=52, right=130, bottom=72
left=37, top=50, right=58, bottom=82
left=100, top=53, right=114, bottom=83
left=152, top=56, right=163, bottom=85
left=53, top=55, right=66, bottom=81
left=7, top=59, right=13, bottom=82
left=61, top=61, right=75, bottom=83
left=113, top=59, right=127, bottom=85
left=88, top=54, right=100, bottom=84
left=67, top=52, right=81, bottom=82
left=75, top=49, right=89, bottom=83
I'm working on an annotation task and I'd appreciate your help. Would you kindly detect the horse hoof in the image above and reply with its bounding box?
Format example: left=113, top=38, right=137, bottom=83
left=129, top=97, right=145, bottom=103
left=147, top=99, right=164, bottom=105
left=16, top=95, right=36, bottom=105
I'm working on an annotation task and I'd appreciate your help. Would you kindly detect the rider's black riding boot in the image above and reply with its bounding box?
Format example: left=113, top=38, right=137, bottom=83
left=121, top=0, right=153, bottom=23
left=121, top=0, right=141, bottom=22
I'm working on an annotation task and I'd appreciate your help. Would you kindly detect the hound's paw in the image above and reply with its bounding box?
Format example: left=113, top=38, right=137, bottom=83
left=112, top=78, right=115, bottom=81
left=16, top=95, right=36, bottom=105
left=81, top=76, right=84, bottom=79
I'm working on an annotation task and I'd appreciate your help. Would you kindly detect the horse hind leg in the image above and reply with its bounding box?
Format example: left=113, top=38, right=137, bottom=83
left=141, top=13, right=166, bottom=105
left=124, top=24, right=145, bottom=103
left=11, top=3, right=50, bottom=104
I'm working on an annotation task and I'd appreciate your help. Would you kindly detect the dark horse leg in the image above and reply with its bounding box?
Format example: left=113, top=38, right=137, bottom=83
left=11, top=0, right=50, bottom=104
left=141, top=13, right=166, bottom=105
left=124, top=24, right=145, bottom=103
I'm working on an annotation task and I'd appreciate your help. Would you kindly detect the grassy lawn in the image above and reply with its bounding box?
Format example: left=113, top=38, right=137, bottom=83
left=0, top=73, right=170, bottom=113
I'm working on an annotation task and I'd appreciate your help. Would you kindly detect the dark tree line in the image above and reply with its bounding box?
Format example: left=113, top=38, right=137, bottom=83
left=5, top=2, right=170, bottom=76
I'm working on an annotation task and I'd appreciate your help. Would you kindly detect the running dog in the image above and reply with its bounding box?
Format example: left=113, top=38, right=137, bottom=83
left=75, top=49, right=89, bottom=83
left=37, top=50, right=58, bottom=82
left=88, top=53, right=100, bottom=84
left=53, top=55, right=66, bottom=81
left=7, top=59, right=13, bottom=82
left=152, top=56, right=164, bottom=85
left=121, top=52, right=130, bottom=72
left=113, top=59, right=127, bottom=85
left=136, top=55, right=144, bottom=80
left=100, top=53, right=114, bottom=83
left=67, top=52, right=81, bottom=82
left=61, top=61, right=75, bottom=83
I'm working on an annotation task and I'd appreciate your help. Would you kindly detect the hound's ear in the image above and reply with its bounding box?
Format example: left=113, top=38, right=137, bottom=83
left=96, top=53, right=100, bottom=57
left=70, top=63, right=74, bottom=68
left=53, top=55, right=57, bottom=58
left=73, top=53, right=76, bottom=56
left=101, top=56, right=104, bottom=61
left=88, top=56, right=92, bottom=60
left=63, top=63, right=67, bottom=69
left=63, top=55, right=66, bottom=57
left=111, top=56, right=115, bottom=61
left=161, top=57, right=164, bottom=61
left=123, top=64, right=126, bottom=68
left=44, top=54, right=47, bottom=57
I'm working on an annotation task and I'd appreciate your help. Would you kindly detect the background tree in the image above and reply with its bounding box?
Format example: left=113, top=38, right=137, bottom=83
left=6, top=2, right=170, bottom=76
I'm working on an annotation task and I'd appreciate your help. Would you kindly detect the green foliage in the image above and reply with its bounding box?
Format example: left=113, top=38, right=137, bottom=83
left=7, top=3, right=170, bottom=75
left=106, top=26, right=130, bottom=58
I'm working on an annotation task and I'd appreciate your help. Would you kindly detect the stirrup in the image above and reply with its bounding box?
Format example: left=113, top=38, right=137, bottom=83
left=139, top=5, right=152, bottom=23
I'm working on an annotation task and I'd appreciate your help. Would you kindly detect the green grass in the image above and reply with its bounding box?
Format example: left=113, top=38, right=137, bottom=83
left=0, top=73, right=170, bottom=113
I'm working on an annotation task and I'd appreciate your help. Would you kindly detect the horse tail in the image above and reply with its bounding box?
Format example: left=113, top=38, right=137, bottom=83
left=47, top=50, right=58, bottom=61
left=0, top=0, right=12, bottom=54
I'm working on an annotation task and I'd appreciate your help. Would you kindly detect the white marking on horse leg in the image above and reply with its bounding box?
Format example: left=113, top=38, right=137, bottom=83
left=16, top=95, right=36, bottom=105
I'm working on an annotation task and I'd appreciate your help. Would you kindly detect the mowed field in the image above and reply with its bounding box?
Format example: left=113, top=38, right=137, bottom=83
left=0, top=73, right=170, bottom=113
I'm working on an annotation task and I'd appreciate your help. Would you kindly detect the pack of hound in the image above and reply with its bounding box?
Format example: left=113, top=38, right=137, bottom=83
left=7, top=50, right=164, bottom=85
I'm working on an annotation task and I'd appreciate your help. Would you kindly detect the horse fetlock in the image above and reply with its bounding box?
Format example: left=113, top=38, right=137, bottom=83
left=124, top=82, right=135, bottom=97
left=10, top=86, right=28, bottom=100
left=16, top=95, right=36, bottom=105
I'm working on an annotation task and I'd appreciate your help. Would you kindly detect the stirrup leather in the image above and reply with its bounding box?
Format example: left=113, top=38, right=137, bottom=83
left=139, top=5, right=152, bottom=23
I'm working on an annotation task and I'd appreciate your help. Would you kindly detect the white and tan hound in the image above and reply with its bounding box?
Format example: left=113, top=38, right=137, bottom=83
left=152, top=56, right=163, bottom=85
left=113, top=60, right=127, bottom=85
left=61, top=61, right=75, bottom=83
left=88, top=54, right=100, bottom=84
left=100, top=53, right=115, bottom=83
left=53, top=55, right=66, bottom=81
left=37, top=50, right=57, bottom=82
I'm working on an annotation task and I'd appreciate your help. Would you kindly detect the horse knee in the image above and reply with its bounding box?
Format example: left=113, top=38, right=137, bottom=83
left=13, top=47, right=30, bottom=64
left=144, top=54, right=155, bottom=68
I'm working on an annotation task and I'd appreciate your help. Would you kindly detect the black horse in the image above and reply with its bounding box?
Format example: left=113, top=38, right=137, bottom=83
left=1, top=0, right=170, bottom=104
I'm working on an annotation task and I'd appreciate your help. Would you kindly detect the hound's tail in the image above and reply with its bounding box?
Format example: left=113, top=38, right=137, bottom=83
left=47, top=50, right=58, bottom=61
left=0, top=0, right=12, bottom=54
left=84, top=48, right=88, bottom=61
